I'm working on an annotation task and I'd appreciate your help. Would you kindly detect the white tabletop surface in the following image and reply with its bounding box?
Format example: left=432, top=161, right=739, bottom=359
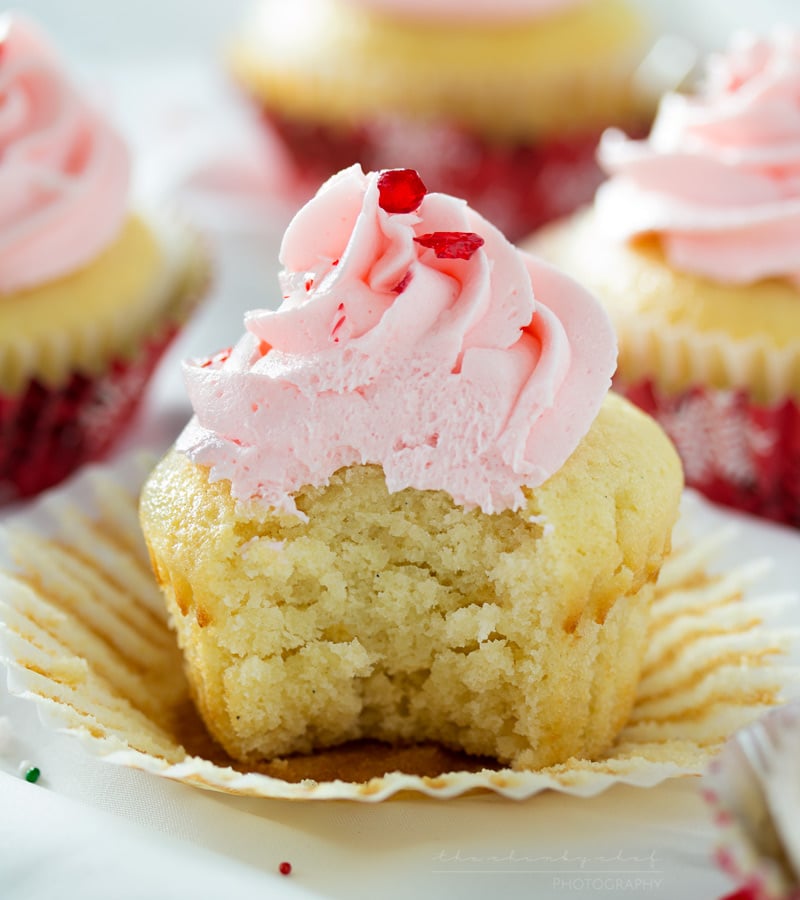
left=3, top=2, right=800, bottom=898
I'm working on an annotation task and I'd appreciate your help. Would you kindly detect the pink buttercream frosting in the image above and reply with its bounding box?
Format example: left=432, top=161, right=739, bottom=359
left=177, top=165, right=616, bottom=516
left=0, top=15, right=129, bottom=293
left=339, top=0, right=586, bottom=22
left=596, top=28, right=800, bottom=285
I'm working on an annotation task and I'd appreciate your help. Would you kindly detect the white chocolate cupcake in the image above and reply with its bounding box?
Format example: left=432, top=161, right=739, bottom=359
left=140, top=165, right=682, bottom=769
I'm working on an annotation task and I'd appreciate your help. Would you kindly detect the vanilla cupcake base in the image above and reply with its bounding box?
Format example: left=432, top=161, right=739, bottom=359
left=140, top=393, right=682, bottom=769
left=0, top=455, right=794, bottom=800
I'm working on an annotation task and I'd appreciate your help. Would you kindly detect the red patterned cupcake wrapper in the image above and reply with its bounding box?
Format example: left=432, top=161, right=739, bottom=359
left=622, top=380, right=800, bottom=528
left=261, top=109, right=630, bottom=242
left=0, top=326, right=181, bottom=504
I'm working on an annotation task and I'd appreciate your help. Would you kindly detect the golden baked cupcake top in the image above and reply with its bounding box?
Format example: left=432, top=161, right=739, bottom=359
left=229, top=0, right=650, bottom=138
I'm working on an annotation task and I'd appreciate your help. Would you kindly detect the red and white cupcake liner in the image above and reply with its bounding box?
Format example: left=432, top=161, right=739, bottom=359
left=0, top=327, right=179, bottom=504
left=262, top=109, right=615, bottom=242
left=622, top=380, right=800, bottom=529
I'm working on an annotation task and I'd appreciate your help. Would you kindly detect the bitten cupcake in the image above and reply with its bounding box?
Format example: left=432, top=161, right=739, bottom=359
left=531, top=30, right=800, bottom=527
left=140, top=164, right=682, bottom=770
left=0, top=15, right=208, bottom=503
left=228, top=0, right=657, bottom=241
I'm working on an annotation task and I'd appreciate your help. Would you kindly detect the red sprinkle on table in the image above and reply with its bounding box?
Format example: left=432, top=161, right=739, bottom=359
left=279, top=861, right=292, bottom=876
left=377, top=169, right=427, bottom=214
left=414, top=231, right=484, bottom=260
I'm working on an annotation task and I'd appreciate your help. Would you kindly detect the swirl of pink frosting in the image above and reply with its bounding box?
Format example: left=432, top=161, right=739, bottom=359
left=177, top=165, right=616, bottom=516
left=338, top=0, right=586, bottom=22
left=596, top=28, right=800, bottom=285
left=0, top=15, right=129, bottom=293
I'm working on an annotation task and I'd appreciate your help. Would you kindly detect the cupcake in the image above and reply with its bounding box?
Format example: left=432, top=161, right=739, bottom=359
left=228, top=0, right=658, bottom=241
left=0, top=15, right=208, bottom=503
left=531, top=30, right=800, bottom=527
left=139, top=164, right=682, bottom=769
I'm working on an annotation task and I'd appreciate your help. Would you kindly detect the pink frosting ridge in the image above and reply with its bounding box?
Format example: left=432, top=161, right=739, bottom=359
left=596, top=28, right=800, bottom=285
left=177, top=164, right=616, bottom=516
left=0, top=14, right=129, bottom=294
left=338, top=0, right=586, bottom=22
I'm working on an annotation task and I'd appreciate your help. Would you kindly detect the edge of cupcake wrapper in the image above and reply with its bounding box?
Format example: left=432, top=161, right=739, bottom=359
left=703, top=703, right=800, bottom=900
left=0, top=453, right=798, bottom=802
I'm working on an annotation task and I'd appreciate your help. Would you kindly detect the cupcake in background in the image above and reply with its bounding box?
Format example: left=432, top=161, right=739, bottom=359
left=530, top=29, right=800, bottom=527
left=228, top=0, right=661, bottom=241
left=0, top=15, right=208, bottom=503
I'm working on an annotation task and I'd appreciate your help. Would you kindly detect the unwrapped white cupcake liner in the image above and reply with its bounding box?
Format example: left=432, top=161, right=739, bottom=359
left=0, top=453, right=797, bottom=802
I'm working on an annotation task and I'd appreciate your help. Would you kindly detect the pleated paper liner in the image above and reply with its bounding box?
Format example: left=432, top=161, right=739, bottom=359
left=0, top=220, right=210, bottom=504
left=0, top=454, right=797, bottom=801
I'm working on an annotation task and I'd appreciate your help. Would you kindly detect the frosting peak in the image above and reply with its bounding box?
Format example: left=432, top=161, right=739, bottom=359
left=596, top=29, right=800, bottom=285
left=0, top=15, right=129, bottom=293
left=178, top=165, right=616, bottom=515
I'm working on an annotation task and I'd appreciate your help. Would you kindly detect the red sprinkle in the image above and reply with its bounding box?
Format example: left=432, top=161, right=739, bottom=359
left=719, top=888, right=761, bottom=900
left=377, top=169, right=427, bottom=214
left=330, top=303, right=347, bottom=343
left=305, top=278, right=314, bottom=291
left=392, top=271, right=413, bottom=294
left=414, top=231, right=484, bottom=260
left=279, top=862, right=292, bottom=876
left=198, top=347, right=232, bottom=368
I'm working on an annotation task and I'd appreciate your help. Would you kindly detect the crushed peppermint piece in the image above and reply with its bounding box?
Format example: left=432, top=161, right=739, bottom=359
left=414, top=231, right=484, bottom=260
left=377, top=169, right=427, bottom=214
left=199, top=347, right=232, bottom=369
left=392, top=271, right=413, bottom=294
